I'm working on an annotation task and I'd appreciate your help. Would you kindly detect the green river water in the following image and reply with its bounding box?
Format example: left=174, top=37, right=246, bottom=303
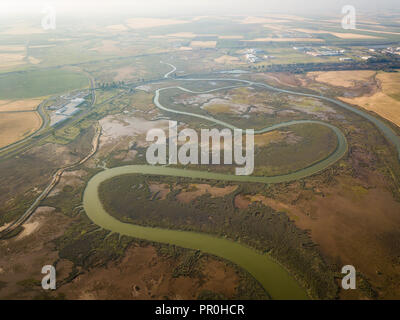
left=83, top=165, right=311, bottom=300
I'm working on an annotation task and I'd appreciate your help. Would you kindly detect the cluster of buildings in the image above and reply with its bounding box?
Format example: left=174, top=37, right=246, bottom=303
left=293, top=46, right=345, bottom=57
left=55, top=98, right=85, bottom=116
left=379, top=46, right=400, bottom=56
left=49, top=91, right=88, bottom=126
left=244, top=48, right=275, bottom=63
left=361, top=55, right=373, bottom=61
left=293, top=45, right=400, bottom=62
left=244, top=48, right=261, bottom=63
left=356, top=46, right=400, bottom=61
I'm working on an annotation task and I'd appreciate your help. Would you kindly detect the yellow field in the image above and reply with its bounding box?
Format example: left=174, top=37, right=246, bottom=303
left=0, top=25, right=44, bottom=35
left=357, top=19, right=381, bottom=25
left=355, top=28, right=400, bottom=35
left=190, top=41, right=217, bottom=48
left=293, top=28, right=382, bottom=39
left=214, top=55, right=240, bottom=64
left=340, top=71, right=400, bottom=127
left=28, top=56, right=41, bottom=65
left=218, top=35, right=244, bottom=39
left=125, top=18, right=188, bottom=29
left=150, top=32, right=197, bottom=39
left=240, top=16, right=289, bottom=24
left=150, top=33, right=219, bottom=40
left=263, top=24, right=287, bottom=31
left=309, top=70, right=376, bottom=88
left=291, top=28, right=319, bottom=34
left=0, top=45, right=25, bottom=52
left=28, top=45, right=57, bottom=49
left=330, top=32, right=382, bottom=39
left=263, top=14, right=308, bottom=21
left=243, top=38, right=323, bottom=42
left=89, top=40, right=121, bottom=54
left=166, top=32, right=197, bottom=38
left=0, top=112, right=42, bottom=148
left=0, top=53, right=26, bottom=68
left=0, top=98, right=43, bottom=112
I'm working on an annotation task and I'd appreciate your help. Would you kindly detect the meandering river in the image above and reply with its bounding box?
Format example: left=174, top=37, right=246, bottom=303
left=82, top=73, right=400, bottom=300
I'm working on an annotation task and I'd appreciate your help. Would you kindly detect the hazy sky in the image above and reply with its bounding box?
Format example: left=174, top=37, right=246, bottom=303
left=0, top=0, right=399, bottom=17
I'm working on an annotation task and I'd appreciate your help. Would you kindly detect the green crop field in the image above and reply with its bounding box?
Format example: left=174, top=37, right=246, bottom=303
left=0, top=69, right=89, bottom=99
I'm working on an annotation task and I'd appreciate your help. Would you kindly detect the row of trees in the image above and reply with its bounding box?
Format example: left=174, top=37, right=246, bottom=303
left=250, top=57, right=400, bottom=74
left=98, top=81, right=126, bottom=89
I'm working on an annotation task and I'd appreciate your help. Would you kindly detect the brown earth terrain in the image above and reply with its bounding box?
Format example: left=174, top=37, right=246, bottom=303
left=0, top=207, right=73, bottom=299
left=176, top=184, right=238, bottom=204
left=59, top=245, right=241, bottom=300
left=235, top=163, right=400, bottom=299
left=0, top=205, right=244, bottom=300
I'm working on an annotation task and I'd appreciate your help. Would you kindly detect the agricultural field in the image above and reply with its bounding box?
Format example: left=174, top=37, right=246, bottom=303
left=299, top=69, right=400, bottom=128
left=0, top=112, right=42, bottom=148
left=0, top=98, right=43, bottom=112
left=340, top=71, right=400, bottom=127
left=0, top=69, right=89, bottom=99
left=308, top=70, right=377, bottom=88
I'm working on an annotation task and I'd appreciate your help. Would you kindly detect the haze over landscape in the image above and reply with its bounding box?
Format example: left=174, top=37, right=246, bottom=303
left=1, top=0, right=399, bottom=16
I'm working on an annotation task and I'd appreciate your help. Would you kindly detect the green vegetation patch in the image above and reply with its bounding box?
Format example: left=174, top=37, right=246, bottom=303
left=254, top=123, right=339, bottom=176
left=0, top=69, right=89, bottom=99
